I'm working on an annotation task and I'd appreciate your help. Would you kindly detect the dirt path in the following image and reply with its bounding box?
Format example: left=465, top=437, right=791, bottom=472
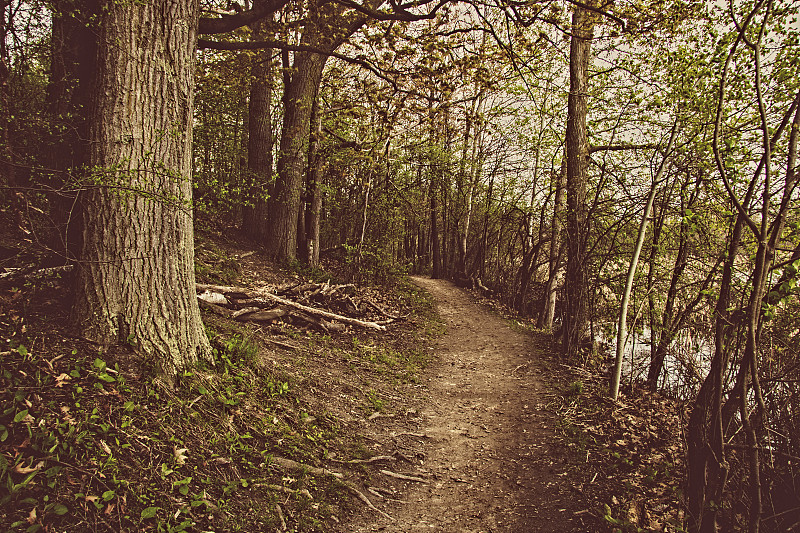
left=349, top=277, right=589, bottom=532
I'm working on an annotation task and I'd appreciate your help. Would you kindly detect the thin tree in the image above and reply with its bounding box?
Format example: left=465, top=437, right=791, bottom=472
left=611, top=123, right=677, bottom=400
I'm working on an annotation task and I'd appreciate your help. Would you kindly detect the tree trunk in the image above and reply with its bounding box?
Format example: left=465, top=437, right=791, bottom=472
left=268, top=50, right=326, bottom=261
left=539, top=159, right=566, bottom=330
left=646, top=172, right=703, bottom=388
left=241, top=8, right=273, bottom=242
left=687, top=204, right=744, bottom=533
left=612, top=181, right=660, bottom=398
left=358, top=168, right=373, bottom=253
left=304, top=96, right=324, bottom=266
left=266, top=0, right=385, bottom=262
left=430, top=176, right=441, bottom=279
left=0, top=0, right=13, bottom=200
left=477, top=172, right=494, bottom=280
left=73, top=0, right=211, bottom=379
left=611, top=124, right=677, bottom=399
left=562, top=5, right=594, bottom=359
left=45, top=0, right=100, bottom=259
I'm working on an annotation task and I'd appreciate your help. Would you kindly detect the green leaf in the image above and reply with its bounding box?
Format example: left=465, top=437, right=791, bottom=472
left=16, top=345, right=28, bottom=357
left=51, top=504, right=69, bottom=515
left=93, top=358, right=106, bottom=371
left=140, top=506, right=160, bottom=520
left=13, top=410, right=29, bottom=423
left=102, top=490, right=116, bottom=501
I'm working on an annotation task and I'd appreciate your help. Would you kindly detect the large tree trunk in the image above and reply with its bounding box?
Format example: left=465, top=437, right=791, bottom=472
left=73, top=0, right=211, bottom=379
left=266, top=0, right=385, bottom=262
left=268, top=50, right=326, bottom=261
left=562, top=5, right=594, bottom=359
left=241, top=8, right=273, bottom=242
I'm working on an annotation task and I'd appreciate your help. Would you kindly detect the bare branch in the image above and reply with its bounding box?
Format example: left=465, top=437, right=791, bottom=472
left=589, top=143, right=658, bottom=154
left=199, top=0, right=290, bottom=34
left=566, top=0, right=626, bottom=30
left=329, top=0, right=451, bottom=21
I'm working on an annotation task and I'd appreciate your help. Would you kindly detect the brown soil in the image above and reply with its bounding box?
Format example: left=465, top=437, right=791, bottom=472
left=345, top=277, right=591, bottom=532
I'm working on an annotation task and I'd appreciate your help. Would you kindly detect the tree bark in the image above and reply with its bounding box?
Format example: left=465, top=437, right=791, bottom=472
left=0, top=0, right=13, bottom=199
left=266, top=0, right=385, bottom=262
left=268, top=49, right=327, bottom=261
left=72, top=0, right=211, bottom=379
left=241, top=7, right=274, bottom=242
left=303, top=96, right=324, bottom=266
left=562, top=5, right=594, bottom=359
left=430, top=174, right=441, bottom=279
left=539, top=159, right=566, bottom=330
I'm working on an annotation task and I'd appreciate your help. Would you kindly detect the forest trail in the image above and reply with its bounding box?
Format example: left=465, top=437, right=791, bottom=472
left=349, top=277, right=587, bottom=532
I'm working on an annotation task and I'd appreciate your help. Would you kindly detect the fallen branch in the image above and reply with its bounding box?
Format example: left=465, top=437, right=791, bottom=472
left=269, top=456, right=343, bottom=479
left=339, top=480, right=394, bottom=521
left=196, top=283, right=386, bottom=330
left=250, top=483, right=313, bottom=499
left=0, top=264, right=74, bottom=283
left=266, top=456, right=392, bottom=520
left=368, top=486, right=408, bottom=503
left=379, top=469, right=428, bottom=483
left=266, top=339, right=299, bottom=351
left=197, top=298, right=234, bottom=318
left=276, top=503, right=287, bottom=532
left=330, top=455, right=396, bottom=464
left=235, top=308, right=287, bottom=322
left=362, top=298, right=399, bottom=320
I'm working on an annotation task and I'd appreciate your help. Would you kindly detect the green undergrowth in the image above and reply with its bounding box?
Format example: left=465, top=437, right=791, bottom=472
left=0, top=275, right=440, bottom=532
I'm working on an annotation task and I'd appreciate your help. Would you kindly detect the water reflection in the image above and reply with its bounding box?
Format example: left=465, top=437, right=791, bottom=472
left=602, top=325, right=713, bottom=399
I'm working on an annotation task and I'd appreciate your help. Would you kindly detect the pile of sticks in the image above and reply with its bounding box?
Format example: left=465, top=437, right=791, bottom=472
left=196, top=281, right=400, bottom=332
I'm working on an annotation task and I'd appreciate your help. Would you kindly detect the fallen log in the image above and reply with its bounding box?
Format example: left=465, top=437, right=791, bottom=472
left=197, top=298, right=234, bottom=318
left=196, top=283, right=386, bottom=331
left=234, top=308, right=287, bottom=322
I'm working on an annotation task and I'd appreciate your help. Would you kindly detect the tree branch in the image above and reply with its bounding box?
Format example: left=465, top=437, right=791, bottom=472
left=198, top=38, right=399, bottom=85
left=589, top=143, right=658, bottom=154
left=329, top=0, right=450, bottom=21
left=199, top=0, right=290, bottom=35
left=566, top=0, right=626, bottom=30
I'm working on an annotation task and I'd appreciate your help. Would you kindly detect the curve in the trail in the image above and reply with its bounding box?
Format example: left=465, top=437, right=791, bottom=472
left=351, top=277, right=586, bottom=533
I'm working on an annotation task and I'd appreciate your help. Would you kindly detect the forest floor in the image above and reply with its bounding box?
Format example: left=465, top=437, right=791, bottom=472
left=344, top=276, right=590, bottom=532
left=0, top=228, right=685, bottom=532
